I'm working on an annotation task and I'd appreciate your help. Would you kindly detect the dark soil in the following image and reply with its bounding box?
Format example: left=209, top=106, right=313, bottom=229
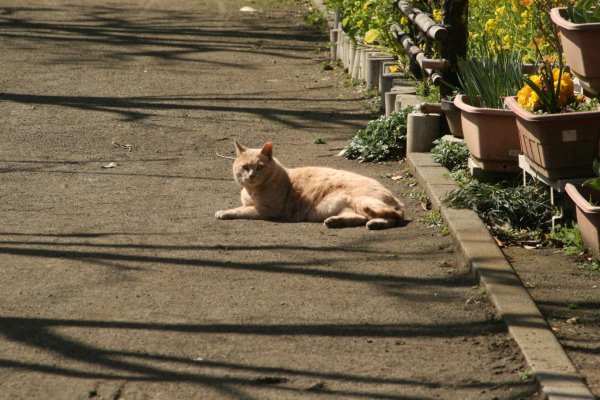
left=504, top=246, right=600, bottom=398
left=0, top=0, right=552, bottom=399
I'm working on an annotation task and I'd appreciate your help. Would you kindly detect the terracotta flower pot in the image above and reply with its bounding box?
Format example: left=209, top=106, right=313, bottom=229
left=453, top=94, right=520, bottom=172
left=551, top=7, right=600, bottom=95
left=505, top=96, right=600, bottom=179
left=565, top=183, right=600, bottom=259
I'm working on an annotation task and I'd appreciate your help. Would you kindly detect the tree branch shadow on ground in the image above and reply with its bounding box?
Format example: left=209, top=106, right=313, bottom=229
left=0, top=237, right=470, bottom=289
left=0, top=315, right=537, bottom=400
left=0, top=4, right=326, bottom=65
left=0, top=158, right=232, bottom=181
left=0, top=92, right=372, bottom=128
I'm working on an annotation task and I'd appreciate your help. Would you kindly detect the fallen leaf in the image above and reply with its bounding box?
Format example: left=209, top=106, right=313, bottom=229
left=240, top=6, right=257, bottom=12
left=102, top=162, right=118, bottom=169
left=566, top=317, right=579, bottom=325
left=493, top=236, right=507, bottom=248
left=112, top=141, right=132, bottom=152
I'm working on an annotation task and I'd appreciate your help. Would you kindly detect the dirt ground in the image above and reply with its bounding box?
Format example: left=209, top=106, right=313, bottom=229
left=504, top=246, right=600, bottom=398
left=0, top=0, right=590, bottom=398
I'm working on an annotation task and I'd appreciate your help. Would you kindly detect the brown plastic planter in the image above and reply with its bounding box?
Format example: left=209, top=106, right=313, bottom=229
left=565, top=183, right=600, bottom=259
left=505, top=96, right=600, bottom=179
left=453, top=94, right=520, bottom=172
left=551, top=7, right=600, bottom=95
left=441, top=98, right=463, bottom=138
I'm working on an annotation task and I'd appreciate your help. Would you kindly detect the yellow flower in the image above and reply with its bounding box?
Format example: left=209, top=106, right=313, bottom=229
left=495, top=6, right=506, bottom=16
left=552, top=68, right=561, bottom=81
left=520, top=68, right=578, bottom=112
left=433, top=9, right=443, bottom=23
left=517, top=75, right=542, bottom=111
left=517, top=84, right=541, bottom=111
left=400, top=16, right=409, bottom=26
left=553, top=69, right=575, bottom=108
left=502, top=34, right=511, bottom=49
left=485, top=18, right=497, bottom=33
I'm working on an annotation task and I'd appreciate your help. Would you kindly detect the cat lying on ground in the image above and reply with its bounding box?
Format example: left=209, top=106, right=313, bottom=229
left=215, top=141, right=405, bottom=230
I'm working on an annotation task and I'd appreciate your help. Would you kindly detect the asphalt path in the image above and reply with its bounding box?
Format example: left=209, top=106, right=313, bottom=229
left=0, top=1, right=539, bottom=399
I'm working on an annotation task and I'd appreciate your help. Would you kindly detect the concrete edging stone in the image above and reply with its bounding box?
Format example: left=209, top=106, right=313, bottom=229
left=407, top=152, right=596, bottom=400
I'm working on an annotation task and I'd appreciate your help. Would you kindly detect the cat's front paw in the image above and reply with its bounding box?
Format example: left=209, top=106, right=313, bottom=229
left=215, top=210, right=231, bottom=220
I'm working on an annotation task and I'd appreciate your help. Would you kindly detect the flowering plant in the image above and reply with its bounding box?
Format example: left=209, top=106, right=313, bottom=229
left=517, top=61, right=583, bottom=113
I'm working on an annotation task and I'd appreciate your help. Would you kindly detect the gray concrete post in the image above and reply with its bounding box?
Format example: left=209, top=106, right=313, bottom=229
left=351, top=47, right=361, bottom=79
left=406, top=113, right=442, bottom=153
left=330, top=29, right=338, bottom=61
left=385, top=91, right=397, bottom=116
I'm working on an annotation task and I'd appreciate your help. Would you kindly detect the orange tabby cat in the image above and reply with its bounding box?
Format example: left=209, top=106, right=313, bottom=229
left=215, top=141, right=405, bottom=230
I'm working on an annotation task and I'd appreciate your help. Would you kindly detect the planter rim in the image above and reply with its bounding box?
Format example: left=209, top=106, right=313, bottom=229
left=453, top=94, right=513, bottom=116
left=440, top=98, right=459, bottom=111
left=505, top=96, right=600, bottom=122
left=565, top=183, right=600, bottom=214
left=551, top=7, right=600, bottom=31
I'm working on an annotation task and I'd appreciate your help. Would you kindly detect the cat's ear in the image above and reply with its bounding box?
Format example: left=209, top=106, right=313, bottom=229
left=261, top=142, right=273, bottom=159
left=234, top=140, right=246, bottom=156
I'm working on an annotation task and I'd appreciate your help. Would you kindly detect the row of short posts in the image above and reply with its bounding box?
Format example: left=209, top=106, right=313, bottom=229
left=330, top=25, right=442, bottom=153
left=330, top=26, right=417, bottom=115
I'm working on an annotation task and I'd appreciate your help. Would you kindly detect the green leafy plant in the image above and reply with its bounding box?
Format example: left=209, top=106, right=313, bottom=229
left=583, top=159, right=600, bottom=191
left=457, top=41, right=524, bottom=109
left=303, top=10, right=327, bottom=30
left=519, top=368, right=534, bottom=381
left=551, top=223, right=586, bottom=255
left=416, top=80, right=441, bottom=103
left=343, top=105, right=416, bottom=162
left=567, top=0, right=600, bottom=23
left=430, top=139, right=469, bottom=171
left=336, top=0, right=407, bottom=59
left=444, top=180, right=554, bottom=240
left=424, top=209, right=449, bottom=235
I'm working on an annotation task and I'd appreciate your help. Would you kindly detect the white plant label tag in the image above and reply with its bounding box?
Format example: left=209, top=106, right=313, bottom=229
left=562, top=130, right=577, bottom=142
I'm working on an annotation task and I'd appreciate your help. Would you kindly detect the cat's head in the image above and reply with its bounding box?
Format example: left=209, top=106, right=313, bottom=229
left=232, top=140, right=275, bottom=187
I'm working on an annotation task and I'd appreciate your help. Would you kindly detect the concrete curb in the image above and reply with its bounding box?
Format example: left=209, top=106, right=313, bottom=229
left=407, top=152, right=596, bottom=400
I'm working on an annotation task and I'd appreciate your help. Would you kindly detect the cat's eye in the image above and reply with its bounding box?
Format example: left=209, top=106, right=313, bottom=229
left=256, top=164, right=264, bottom=171
left=242, top=164, right=250, bottom=171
